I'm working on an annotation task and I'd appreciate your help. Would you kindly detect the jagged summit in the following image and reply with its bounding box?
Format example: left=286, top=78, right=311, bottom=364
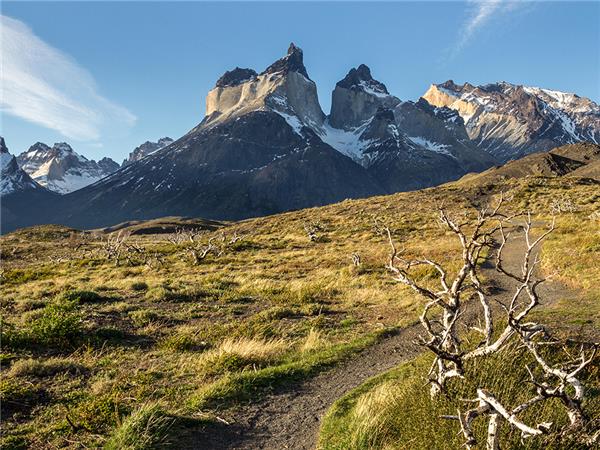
left=423, top=80, right=600, bottom=161
left=261, top=42, right=310, bottom=80
left=203, top=43, right=324, bottom=131
left=329, top=64, right=398, bottom=129
left=336, top=64, right=389, bottom=95
left=17, top=142, right=120, bottom=194
left=0, top=137, right=43, bottom=195
left=216, top=67, right=258, bottom=88
left=122, top=137, right=174, bottom=166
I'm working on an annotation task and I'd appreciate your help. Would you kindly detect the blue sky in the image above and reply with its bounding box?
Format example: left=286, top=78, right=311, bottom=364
left=2, top=1, right=599, bottom=162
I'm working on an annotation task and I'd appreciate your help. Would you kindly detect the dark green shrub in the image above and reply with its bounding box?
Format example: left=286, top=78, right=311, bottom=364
left=60, top=290, right=102, bottom=303
left=130, top=282, right=148, bottom=291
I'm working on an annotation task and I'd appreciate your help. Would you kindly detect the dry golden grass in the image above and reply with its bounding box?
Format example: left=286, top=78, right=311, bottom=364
left=0, top=174, right=597, bottom=448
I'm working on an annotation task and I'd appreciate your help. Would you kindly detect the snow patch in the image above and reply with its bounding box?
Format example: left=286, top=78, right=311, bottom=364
left=408, top=136, right=453, bottom=156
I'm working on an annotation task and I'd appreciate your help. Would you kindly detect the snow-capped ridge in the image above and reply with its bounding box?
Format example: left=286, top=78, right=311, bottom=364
left=17, top=142, right=120, bottom=194
left=422, top=80, right=600, bottom=161
left=1, top=137, right=44, bottom=195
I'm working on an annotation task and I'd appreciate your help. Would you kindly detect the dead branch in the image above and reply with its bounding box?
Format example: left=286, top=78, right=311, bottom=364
left=384, top=195, right=596, bottom=447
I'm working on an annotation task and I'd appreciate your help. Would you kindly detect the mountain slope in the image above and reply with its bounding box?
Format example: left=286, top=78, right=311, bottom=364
left=54, top=112, right=383, bottom=229
left=422, top=80, right=600, bottom=162
left=457, top=142, right=600, bottom=185
left=17, top=142, right=120, bottom=194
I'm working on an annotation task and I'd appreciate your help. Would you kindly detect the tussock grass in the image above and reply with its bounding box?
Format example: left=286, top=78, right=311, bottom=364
left=104, top=403, right=173, bottom=450
left=8, top=357, right=86, bottom=378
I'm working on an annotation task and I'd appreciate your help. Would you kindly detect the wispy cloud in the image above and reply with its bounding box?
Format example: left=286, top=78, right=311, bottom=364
left=452, top=1, right=528, bottom=56
left=1, top=15, right=136, bottom=141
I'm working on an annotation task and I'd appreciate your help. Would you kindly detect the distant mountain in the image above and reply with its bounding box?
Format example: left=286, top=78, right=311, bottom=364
left=1, top=137, right=57, bottom=233
left=422, top=80, right=600, bottom=162
left=122, top=137, right=174, bottom=166
left=4, top=44, right=599, bottom=233
left=0, top=137, right=43, bottom=195
left=17, top=142, right=120, bottom=194
left=48, top=44, right=384, bottom=229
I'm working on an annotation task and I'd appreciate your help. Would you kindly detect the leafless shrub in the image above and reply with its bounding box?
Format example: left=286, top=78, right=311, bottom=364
left=99, top=231, right=131, bottom=266
left=588, top=210, right=600, bottom=221
left=385, top=195, right=597, bottom=448
left=303, top=221, right=325, bottom=242
left=166, top=227, right=204, bottom=245
left=350, top=252, right=361, bottom=267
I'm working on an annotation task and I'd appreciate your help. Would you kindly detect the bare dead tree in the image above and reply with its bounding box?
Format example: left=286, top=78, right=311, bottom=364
left=350, top=252, right=361, bottom=267
left=385, top=198, right=597, bottom=448
left=550, top=196, right=578, bottom=215
left=99, top=231, right=131, bottom=266
left=166, top=227, right=204, bottom=245
left=187, top=236, right=217, bottom=265
left=303, top=221, right=325, bottom=242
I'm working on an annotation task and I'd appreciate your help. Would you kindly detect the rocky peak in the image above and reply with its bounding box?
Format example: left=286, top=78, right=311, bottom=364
left=1, top=137, right=42, bottom=195
left=336, top=64, right=389, bottom=95
left=216, top=67, right=258, bottom=88
left=123, top=137, right=174, bottom=166
left=423, top=80, right=600, bottom=162
left=17, top=141, right=120, bottom=194
left=329, top=65, right=399, bottom=130
left=204, top=43, right=324, bottom=133
left=261, top=42, right=310, bottom=80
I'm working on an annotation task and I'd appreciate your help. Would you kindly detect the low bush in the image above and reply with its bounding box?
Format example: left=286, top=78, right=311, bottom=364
left=130, top=281, right=148, bottom=291
left=60, top=290, right=103, bottom=303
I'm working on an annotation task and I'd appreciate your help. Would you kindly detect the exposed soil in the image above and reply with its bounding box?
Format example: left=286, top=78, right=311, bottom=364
left=180, top=232, right=574, bottom=450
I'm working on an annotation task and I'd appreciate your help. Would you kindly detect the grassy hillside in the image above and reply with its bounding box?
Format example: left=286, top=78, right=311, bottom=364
left=1, top=145, right=599, bottom=448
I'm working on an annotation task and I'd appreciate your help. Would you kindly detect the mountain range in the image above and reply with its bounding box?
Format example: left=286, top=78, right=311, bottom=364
left=16, top=142, right=120, bottom=194
left=2, top=43, right=599, bottom=232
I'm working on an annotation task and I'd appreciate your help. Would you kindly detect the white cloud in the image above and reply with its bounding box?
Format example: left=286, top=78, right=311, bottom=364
left=0, top=15, right=136, bottom=141
left=454, top=1, right=527, bottom=55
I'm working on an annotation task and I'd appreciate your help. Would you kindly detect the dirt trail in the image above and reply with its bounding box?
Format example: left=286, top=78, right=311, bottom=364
left=183, top=233, right=572, bottom=450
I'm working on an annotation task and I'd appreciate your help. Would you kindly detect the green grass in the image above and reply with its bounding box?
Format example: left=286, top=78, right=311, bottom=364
left=104, top=403, right=173, bottom=450
left=189, top=331, right=388, bottom=410
left=3, top=299, right=82, bottom=350
left=319, top=347, right=600, bottom=450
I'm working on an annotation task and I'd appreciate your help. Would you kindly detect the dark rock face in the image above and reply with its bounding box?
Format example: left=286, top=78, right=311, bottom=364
left=1, top=137, right=57, bottom=233
left=122, top=137, right=174, bottom=166
left=52, top=111, right=384, bottom=229
left=261, top=42, right=310, bottom=80
left=352, top=109, right=471, bottom=192
left=215, top=68, right=258, bottom=88
left=336, top=64, right=389, bottom=94
left=329, top=64, right=399, bottom=129
left=1, top=137, right=42, bottom=195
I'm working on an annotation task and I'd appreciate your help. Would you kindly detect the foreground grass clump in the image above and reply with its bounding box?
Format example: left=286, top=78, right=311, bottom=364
left=319, top=346, right=600, bottom=450
left=104, top=403, right=173, bottom=450
left=3, top=300, right=82, bottom=349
